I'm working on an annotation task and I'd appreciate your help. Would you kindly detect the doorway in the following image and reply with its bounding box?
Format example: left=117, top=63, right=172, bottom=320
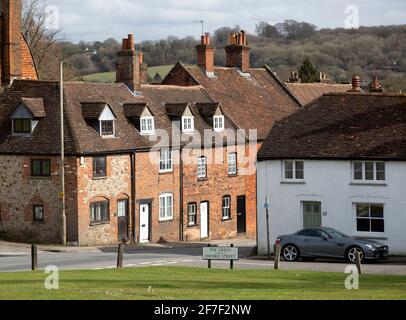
left=237, top=196, right=247, bottom=234
left=303, top=202, right=322, bottom=228
left=117, top=199, right=129, bottom=241
left=139, top=203, right=150, bottom=243
left=200, top=202, right=209, bottom=239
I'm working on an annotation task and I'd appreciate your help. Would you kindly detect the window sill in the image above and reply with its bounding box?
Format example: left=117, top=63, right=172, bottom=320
left=354, top=234, right=387, bottom=240
left=198, top=177, right=208, bottom=182
left=159, top=170, right=174, bottom=175
left=187, top=224, right=199, bottom=228
left=350, top=182, right=387, bottom=186
left=32, top=220, right=45, bottom=225
left=228, top=174, right=238, bottom=178
left=222, top=218, right=232, bottom=222
left=30, top=176, right=51, bottom=180
left=280, top=181, right=306, bottom=185
left=159, top=219, right=174, bottom=223
left=90, top=221, right=110, bottom=227
left=93, top=176, right=107, bottom=181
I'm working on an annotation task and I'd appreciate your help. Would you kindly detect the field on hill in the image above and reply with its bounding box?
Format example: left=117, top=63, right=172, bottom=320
left=81, top=65, right=177, bottom=83
left=1, top=267, right=406, bottom=300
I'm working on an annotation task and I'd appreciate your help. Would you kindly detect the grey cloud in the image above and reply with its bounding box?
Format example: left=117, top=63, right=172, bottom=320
left=47, top=0, right=406, bottom=42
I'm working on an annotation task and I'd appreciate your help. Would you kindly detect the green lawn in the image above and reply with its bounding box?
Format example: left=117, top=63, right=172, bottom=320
left=0, top=267, right=405, bottom=300
left=80, top=64, right=188, bottom=83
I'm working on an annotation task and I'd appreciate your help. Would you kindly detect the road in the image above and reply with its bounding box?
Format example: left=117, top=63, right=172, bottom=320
left=1, top=244, right=406, bottom=275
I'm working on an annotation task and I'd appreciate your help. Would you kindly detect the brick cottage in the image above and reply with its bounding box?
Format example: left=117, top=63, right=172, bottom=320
left=0, top=0, right=306, bottom=245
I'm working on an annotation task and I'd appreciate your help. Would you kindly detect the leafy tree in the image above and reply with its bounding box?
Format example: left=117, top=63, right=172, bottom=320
left=298, top=58, right=320, bottom=83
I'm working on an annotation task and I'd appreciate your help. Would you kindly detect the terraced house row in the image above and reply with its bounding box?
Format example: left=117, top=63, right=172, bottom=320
left=0, top=0, right=360, bottom=246
left=0, top=0, right=302, bottom=245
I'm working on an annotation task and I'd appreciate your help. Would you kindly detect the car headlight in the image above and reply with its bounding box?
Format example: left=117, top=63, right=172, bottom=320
left=365, top=244, right=376, bottom=250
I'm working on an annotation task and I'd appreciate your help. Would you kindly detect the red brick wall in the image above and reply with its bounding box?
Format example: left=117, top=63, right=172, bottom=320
left=225, top=45, right=250, bottom=73
left=135, top=150, right=181, bottom=243
left=182, top=146, right=252, bottom=241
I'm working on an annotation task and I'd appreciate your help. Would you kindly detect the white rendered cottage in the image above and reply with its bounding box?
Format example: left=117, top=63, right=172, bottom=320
left=257, top=92, right=406, bottom=255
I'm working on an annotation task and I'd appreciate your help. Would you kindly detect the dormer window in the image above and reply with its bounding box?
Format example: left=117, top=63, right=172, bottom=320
left=98, top=105, right=116, bottom=138
left=182, top=116, right=194, bottom=133
left=213, top=115, right=225, bottom=132
left=100, top=120, right=114, bottom=136
left=10, top=98, right=46, bottom=136
left=13, top=118, right=32, bottom=134
left=140, top=116, right=155, bottom=135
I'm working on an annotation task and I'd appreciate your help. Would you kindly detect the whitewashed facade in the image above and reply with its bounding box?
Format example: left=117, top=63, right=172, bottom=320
left=257, top=159, right=406, bottom=255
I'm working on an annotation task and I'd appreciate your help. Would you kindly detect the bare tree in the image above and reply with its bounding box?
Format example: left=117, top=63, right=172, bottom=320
left=22, top=0, right=65, bottom=79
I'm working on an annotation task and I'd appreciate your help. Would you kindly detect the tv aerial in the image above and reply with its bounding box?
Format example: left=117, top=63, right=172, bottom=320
left=193, top=20, right=205, bottom=35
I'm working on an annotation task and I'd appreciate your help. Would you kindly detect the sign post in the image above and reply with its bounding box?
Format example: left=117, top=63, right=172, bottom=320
left=265, top=197, right=271, bottom=260
left=203, top=245, right=239, bottom=270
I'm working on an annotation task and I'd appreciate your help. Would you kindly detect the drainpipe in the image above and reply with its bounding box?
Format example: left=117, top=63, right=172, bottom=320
left=179, top=146, right=184, bottom=242
left=131, top=152, right=137, bottom=243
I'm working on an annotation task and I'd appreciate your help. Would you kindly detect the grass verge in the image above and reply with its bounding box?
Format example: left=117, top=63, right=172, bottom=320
left=0, top=267, right=405, bottom=300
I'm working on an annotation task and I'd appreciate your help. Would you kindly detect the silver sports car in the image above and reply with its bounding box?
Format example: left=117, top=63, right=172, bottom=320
left=276, top=227, right=389, bottom=262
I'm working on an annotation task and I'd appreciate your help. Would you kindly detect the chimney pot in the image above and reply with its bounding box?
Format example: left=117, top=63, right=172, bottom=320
left=225, top=30, right=250, bottom=73
left=196, top=33, right=215, bottom=74
left=348, top=75, right=362, bottom=92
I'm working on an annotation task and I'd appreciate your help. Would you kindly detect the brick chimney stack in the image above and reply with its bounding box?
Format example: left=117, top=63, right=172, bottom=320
left=225, top=30, right=250, bottom=73
left=369, top=77, right=383, bottom=93
left=196, top=33, right=215, bottom=75
left=116, top=34, right=147, bottom=92
left=348, top=75, right=362, bottom=92
left=1, top=0, right=23, bottom=86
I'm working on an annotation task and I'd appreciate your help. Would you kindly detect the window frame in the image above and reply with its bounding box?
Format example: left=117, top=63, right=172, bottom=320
left=213, top=115, right=225, bottom=132
left=90, top=200, right=110, bottom=224
left=352, top=161, right=386, bottom=183
left=140, top=116, right=155, bottom=135
left=283, top=160, right=305, bottom=182
left=33, top=205, right=44, bottom=222
left=355, top=203, right=385, bottom=234
left=99, top=120, right=115, bottom=137
left=222, top=196, right=231, bottom=220
left=159, top=149, right=173, bottom=173
left=93, top=156, right=107, bottom=179
left=182, top=116, right=195, bottom=133
left=187, top=202, right=197, bottom=226
left=12, top=118, right=32, bottom=134
left=197, top=156, right=207, bottom=179
left=159, top=193, right=174, bottom=222
left=228, top=152, right=238, bottom=176
left=31, top=159, right=51, bottom=177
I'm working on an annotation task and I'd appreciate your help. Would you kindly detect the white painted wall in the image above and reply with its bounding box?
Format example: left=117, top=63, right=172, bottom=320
left=257, top=160, right=406, bottom=255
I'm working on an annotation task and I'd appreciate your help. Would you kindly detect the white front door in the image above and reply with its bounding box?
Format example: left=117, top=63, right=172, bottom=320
left=200, top=202, right=209, bottom=239
left=140, top=204, right=150, bottom=243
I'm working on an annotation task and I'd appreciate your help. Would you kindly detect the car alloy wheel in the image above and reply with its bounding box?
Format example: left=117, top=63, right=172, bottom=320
left=347, top=247, right=364, bottom=263
left=283, top=245, right=299, bottom=262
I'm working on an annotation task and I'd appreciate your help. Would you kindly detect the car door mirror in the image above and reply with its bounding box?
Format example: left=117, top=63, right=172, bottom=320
left=322, top=234, right=329, bottom=241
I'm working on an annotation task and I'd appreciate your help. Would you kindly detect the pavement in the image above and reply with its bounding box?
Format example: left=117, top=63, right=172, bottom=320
left=1, top=239, right=405, bottom=275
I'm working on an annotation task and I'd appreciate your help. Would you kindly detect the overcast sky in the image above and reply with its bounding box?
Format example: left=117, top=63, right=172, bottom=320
left=45, top=0, right=406, bottom=42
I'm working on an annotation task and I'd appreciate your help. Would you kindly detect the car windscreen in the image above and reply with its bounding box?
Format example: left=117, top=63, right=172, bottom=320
left=325, top=228, right=349, bottom=238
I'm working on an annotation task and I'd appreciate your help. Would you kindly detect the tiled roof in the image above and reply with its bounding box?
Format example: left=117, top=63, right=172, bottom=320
left=163, top=63, right=301, bottom=140
left=0, top=80, right=244, bottom=155
left=258, top=93, right=406, bottom=160
left=81, top=102, right=108, bottom=120
left=19, top=97, right=46, bottom=117
left=285, top=82, right=351, bottom=106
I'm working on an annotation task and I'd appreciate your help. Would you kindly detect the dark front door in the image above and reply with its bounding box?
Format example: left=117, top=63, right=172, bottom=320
left=237, top=196, right=246, bottom=234
left=117, top=199, right=129, bottom=241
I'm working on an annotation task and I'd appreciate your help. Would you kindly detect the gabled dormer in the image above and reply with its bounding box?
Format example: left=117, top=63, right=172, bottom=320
left=81, top=102, right=117, bottom=138
left=196, top=102, right=225, bottom=132
left=165, top=102, right=196, bottom=134
left=123, top=102, right=155, bottom=135
left=10, top=98, right=46, bottom=136
left=182, top=105, right=195, bottom=133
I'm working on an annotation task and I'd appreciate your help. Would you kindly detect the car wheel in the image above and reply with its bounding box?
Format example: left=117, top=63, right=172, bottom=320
left=346, top=246, right=364, bottom=263
left=302, top=257, right=316, bottom=262
left=282, top=245, right=300, bottom=262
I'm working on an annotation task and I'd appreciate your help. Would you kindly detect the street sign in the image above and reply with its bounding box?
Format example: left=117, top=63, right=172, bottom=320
left=203, top=246, right=239, bottom=261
